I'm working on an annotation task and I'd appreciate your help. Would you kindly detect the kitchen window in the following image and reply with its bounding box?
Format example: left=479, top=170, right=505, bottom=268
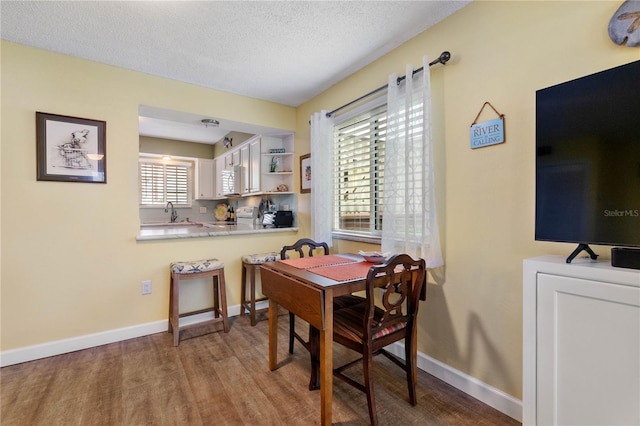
left=139, top=157, right=193, bottom=206
left=333, top=104, right=386, bottom=238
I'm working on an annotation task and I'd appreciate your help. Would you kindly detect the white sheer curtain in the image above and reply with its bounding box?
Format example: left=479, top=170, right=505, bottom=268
left=382, top=56, right=443, bottom=268
left=309, top=110, right=334, bottom=246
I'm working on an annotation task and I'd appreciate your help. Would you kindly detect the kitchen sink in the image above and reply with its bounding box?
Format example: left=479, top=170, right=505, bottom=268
left=141, top=221, right=202, bottom=228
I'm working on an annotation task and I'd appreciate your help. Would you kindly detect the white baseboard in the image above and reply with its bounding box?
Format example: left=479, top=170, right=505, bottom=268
left=1, top=308, right=522, bottom=422
left=386, top=342, right=522, bottom=422
left=0, top=305, right=241, bottom=368
left=0, top=319, right=167, bottom=367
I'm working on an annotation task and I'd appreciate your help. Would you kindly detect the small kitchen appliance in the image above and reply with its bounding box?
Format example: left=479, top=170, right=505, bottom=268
left=262, top=210, right=293, bottom=228
left=235, top=206, right=258, bottom=227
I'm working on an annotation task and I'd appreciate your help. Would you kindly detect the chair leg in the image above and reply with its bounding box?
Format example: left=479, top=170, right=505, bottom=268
left=405, top=330, right=418, bottom=405
left=363, top=350, right=378, bottom=426
left=288, top=312, right=296, bottom=354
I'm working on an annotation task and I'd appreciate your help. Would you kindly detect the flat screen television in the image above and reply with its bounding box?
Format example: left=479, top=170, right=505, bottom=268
left=535, top=60, right=640, bottom=263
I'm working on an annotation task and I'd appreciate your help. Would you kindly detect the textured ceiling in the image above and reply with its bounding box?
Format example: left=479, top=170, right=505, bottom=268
left=1, top=0, right=469, bottom=107
left=1, top=1, right=469, bottom=143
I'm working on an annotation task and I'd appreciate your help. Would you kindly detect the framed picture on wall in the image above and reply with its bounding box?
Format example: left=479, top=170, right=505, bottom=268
left=36, top=112, right=106, bottom=183
left=300, top=153, right=311, bottom=193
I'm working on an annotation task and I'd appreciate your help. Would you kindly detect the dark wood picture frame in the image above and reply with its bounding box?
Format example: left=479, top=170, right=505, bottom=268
left=36, top=112, right=106, bottom=183
left=300, top=153, right=311, bottom=193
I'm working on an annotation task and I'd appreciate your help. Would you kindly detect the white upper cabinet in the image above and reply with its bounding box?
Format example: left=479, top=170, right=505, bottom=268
left=213, top=133, right=294, bottom=198
left=247, top=136, right=261, bottom=193
left=215, top=156, right=226, bottom=198
left=225, top=150, right=240, bottom=169
left=194, top=158, right=216, bottom=200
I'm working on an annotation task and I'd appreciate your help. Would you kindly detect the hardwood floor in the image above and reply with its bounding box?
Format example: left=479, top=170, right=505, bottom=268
left=1, top=314, right=520, bottom=425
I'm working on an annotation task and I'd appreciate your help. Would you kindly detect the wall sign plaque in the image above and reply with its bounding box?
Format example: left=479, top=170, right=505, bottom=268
left=470, top=102, right=505, bottom=149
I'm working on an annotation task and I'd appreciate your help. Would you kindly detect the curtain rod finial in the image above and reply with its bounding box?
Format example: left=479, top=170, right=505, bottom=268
left=428, top=51, right=451, bottom=66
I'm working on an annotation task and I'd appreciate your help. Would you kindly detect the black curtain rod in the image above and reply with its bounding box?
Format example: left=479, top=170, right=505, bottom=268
left=326, top=51, right=451, bottom=118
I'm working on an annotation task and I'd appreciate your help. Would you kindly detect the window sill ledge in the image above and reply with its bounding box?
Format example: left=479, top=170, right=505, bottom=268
left=332, top=232, right=381, bottom=245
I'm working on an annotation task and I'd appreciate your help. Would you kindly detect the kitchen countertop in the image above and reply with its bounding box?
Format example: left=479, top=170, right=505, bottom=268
left=136, top=221, right=298, bottom=241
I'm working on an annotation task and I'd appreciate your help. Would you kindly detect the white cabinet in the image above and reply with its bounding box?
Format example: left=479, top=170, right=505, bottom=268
left=248, top=137, right=261, bottom=193
left=224, top=150, right=240, bottom=170
left=213, top=133, right=295, bottom=202
left=215, top=156, right=226, bottom=198
left=194, top=158, right=216, bottom=200
left=240, top=144, right=249, bottom=192
left=523, top=256, right=640, bottom=426
left=240, top=136, right=261, bottom=194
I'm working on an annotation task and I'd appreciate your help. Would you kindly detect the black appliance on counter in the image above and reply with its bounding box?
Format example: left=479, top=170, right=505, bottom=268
left=262, top=210, right=293, bottom=228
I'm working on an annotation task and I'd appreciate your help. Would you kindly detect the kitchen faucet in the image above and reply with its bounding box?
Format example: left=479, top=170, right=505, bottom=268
left=165, top=201, right=178, bottom=223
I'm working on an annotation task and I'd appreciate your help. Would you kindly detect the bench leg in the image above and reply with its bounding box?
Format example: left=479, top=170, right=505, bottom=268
left=171, top=274, right=180, bottom=346
left=215, top=271, right=230, bottom=333
left=250, top=265, right=258, bottom=326
left=240, top=263, right=247, bottom=316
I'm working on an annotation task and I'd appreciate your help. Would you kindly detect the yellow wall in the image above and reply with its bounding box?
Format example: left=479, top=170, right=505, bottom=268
left=0, top=40, right=297, bottom=351
left=296, top=1, right=638, bottom=399
left=1, top=0, right=638, bottom=402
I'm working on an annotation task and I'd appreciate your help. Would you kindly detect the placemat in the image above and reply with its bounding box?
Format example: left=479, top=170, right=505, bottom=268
left=308, top=261, right=373, bottom=282
left=279, top=254, right=357, bottom=269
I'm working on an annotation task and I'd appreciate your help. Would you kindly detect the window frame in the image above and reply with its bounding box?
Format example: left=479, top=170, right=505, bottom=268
left=331, top=97, right=387, bottom=243
left=138, top=154, right=194, bottom=208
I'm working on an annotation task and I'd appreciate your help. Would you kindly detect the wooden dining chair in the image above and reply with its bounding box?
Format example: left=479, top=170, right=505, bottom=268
left=329, top=253, right=427, bottom=426
left=280, top=238, right=330, bottom=354
left=281, top=238, right=367, bottom=390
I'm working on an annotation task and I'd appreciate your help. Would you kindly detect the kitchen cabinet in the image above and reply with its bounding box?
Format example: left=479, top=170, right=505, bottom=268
left=212, top=133, right=295, bottom=202
left=240, top=136, right=261, bottom=194
left=248, top=137, right=261, bottom=193
left=224, top=150, right=240, bottom=170
left=215, top=156, right=226, bottom=198
left=194, top=158, right=216, bottom=200
left=522, top=256, right=639, bottom=426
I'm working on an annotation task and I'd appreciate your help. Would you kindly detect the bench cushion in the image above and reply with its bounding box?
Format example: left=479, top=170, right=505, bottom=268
left=241, top=252, right=279, bottom=265
left=171, top=259, right=224, bottom=274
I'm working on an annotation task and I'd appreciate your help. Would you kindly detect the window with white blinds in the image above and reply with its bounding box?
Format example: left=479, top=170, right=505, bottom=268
left=139, top=159, right=192, bottom=206
left=333, top=104, right=386, bottom=235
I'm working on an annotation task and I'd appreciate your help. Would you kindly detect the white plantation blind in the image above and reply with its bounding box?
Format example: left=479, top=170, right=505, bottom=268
left=333, top=104, right=386, bottom=235
left=139, top=160, right=191, bottom=206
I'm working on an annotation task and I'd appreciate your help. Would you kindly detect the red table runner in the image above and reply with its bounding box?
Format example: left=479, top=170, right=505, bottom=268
left=279, top=255, right=357, bottom=270
left=308, top=261, right=374, bottom=282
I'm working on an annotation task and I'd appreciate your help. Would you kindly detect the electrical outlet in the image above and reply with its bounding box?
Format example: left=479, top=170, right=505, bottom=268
left=199, top=207, right=207, bottom=213
left=141, top=280, right=152, bottom=295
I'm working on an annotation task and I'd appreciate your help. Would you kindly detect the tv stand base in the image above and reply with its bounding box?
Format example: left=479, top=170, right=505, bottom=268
left=566, top=243, right=598, bottom=263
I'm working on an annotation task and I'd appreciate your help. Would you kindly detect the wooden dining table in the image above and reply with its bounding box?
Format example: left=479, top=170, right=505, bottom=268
left=260, top=253, right=425, bottom=425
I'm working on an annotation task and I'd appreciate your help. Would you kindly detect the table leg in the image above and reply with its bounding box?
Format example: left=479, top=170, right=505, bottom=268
left=308, top=325, right=320, bottom=390
left=319, top=290, right=333, bottom=426
left=268, top=299, right=279, bottom=371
